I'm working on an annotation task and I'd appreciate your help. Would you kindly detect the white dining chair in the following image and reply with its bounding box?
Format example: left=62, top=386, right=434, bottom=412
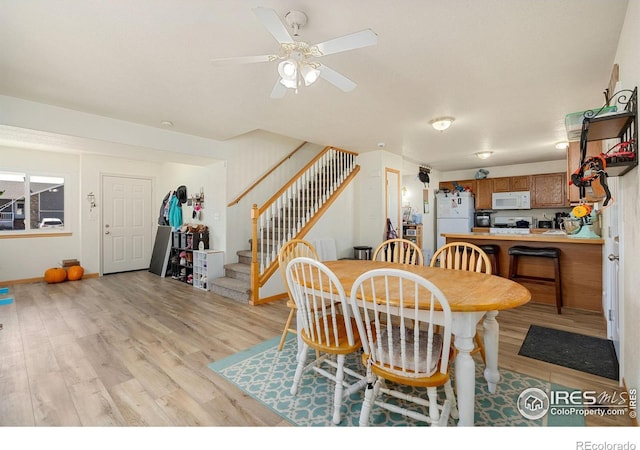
left=277, top=238, right=319, bottom=352
left=285, top=256, right=367, bottom=425
left=349, top=267, right=458, bottom=426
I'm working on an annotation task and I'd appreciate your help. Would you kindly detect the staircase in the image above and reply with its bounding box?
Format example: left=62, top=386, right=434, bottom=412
left=210, top=216, right=303, bottom=304
left=209, top=250, right=253, bottom=303
left=210, top=146, right=359, bottom=304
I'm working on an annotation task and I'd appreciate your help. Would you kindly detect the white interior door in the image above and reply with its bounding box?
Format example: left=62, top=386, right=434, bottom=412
left=602, top=177, right=620, bottom=361
left=102, top=175, right=153, bottom=274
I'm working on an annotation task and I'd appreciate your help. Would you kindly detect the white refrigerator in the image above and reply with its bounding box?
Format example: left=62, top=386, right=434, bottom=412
left=436, top=191, right=475, bottom=250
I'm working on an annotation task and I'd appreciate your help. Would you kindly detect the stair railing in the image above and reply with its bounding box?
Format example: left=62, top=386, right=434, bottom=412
left=250, top=146, right=359, bottom=304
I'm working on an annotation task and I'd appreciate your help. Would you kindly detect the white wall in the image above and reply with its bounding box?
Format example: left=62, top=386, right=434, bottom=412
left=159, top=161, right=226, bottom=252
left=613, top=0, right=640, bottom=397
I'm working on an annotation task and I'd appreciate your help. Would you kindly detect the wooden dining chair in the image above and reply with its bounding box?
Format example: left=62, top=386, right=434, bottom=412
left=373, top=238, right=424, bottom=265
left=277, top=238, right=319, bottom=352
left=285, top=256, right=367, bottom=425
left=430, top=242, right=492, bottom=364
left=349, top=268, right=458, bottom=426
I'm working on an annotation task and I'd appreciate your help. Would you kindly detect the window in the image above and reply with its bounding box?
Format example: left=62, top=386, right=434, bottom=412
left=0, top=171, right=65, bottom=232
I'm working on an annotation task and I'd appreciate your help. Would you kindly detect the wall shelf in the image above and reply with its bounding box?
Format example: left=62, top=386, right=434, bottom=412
left=580, top=87, right=637, bottom=177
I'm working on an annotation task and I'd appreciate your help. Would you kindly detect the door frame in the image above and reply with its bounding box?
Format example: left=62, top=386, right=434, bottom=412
left=100, top=173, right=154, bottom=275
left=601, top=176, right=622, bottom=382
left=385, top=168, right=401, bottom=239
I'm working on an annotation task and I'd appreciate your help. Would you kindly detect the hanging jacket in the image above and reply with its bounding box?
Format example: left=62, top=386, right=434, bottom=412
left=168, top=193, right=182, bottom=228
left=158, top=190, right=171, bottom=225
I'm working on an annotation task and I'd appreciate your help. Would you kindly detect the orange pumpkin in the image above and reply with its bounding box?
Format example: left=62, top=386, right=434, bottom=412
left=67, top=265, right=84, bottom=281
left=44, top=267, right=67, bottom=284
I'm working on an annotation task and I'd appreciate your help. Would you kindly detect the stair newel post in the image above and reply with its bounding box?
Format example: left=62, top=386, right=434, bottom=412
left=251, top=204, right=259, bottom=305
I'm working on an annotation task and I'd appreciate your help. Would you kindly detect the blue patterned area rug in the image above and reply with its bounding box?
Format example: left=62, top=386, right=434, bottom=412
left=208, top=336, right=584, bottom=427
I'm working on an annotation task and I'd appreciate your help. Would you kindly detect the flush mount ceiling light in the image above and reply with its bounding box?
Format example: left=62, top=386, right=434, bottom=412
left=475, top=151, right=494, bottom=160
left=430, top=117, right=455, bottom=131
left=555, top=141, right=569, bottom=150
left=160, top=120, right=174, bottom=127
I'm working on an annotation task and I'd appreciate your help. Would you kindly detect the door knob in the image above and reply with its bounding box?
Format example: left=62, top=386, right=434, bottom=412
left=608, top=254, right=619, bottom=261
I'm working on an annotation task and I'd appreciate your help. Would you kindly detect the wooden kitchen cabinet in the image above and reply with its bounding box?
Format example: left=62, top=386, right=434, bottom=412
left=475, top=178, right=493, bottom=209
left=531, top=172, right=568, bottom=208
left=491, top=177, right=510, bottom=192
left=438, top=179, right=476, bottom=193
left=566, top=141, right=604, bottom=203
left=510, top=175, right=531, bottom=191
left=492, top=175, right=530, bottom=192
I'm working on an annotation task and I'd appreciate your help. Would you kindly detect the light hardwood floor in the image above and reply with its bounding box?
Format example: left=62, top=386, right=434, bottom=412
left=0, top=270, right=633, bottom=426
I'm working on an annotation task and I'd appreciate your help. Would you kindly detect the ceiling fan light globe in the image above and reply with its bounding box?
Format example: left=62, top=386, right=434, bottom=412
left=301, top=65, right=320, bottom=86
left=279, top=78, right=297, bottom=89
left=278, top=60, right=297, bottom=80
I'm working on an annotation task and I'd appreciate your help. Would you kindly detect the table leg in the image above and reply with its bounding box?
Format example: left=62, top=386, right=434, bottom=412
left=482, top=310, right=500, bottom=394
left=453, top=331, right=476, bottom=426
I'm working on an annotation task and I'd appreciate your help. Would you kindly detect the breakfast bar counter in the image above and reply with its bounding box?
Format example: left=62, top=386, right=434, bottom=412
left=442, top=232, right=603, bottom=312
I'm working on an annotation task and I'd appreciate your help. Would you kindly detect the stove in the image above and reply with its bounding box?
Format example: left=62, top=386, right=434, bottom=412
left=490, top=216, right=533, bottom=234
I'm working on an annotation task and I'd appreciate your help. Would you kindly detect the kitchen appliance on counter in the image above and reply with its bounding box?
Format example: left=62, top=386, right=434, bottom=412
left=492, top=191, right=531, bottom=210
left=474, top=211, right=492, bottom=227
left=489, top=216, right=533, bottom=234
left=563, top=205, right=601, bottom=239
left=436, top=191, right=474, bottom=249
left=555, top=212, right=570, bottom=229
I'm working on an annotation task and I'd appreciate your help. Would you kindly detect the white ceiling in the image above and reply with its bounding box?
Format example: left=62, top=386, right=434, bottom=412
left=0, top=0, right=630, bottom=171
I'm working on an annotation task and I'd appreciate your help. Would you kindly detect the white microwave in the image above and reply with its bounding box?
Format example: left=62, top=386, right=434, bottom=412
left=492, top=191, right=531, bottom=210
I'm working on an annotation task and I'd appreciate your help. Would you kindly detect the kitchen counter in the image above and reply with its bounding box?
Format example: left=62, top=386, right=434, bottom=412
left=448, top=231, right=604, bottom=245
left=441, top=232, right=603, bottom=312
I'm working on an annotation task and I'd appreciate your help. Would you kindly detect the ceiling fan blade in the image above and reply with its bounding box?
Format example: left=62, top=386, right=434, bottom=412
left=270, top=79, right=288, bottom=99
left=314, top=29, right=378, bottom=56
left=318, top=65, right=357, bottom=92
left=253, top=7, right=294, bottom=44
left=210, top=55, right=276, bottom=65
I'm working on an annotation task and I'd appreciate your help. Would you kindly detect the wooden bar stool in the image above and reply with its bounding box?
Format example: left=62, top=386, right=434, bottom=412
left=479, top=244, right=500, bottom=276
left=508, top=246, right=562, bottom=314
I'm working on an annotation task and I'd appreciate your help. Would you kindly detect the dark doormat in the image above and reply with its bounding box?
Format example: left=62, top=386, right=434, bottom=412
left=518, top=325, right=619, bottom=380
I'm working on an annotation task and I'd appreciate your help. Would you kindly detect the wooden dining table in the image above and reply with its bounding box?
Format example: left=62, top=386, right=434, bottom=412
left=321, top=259, right=531, bottom=426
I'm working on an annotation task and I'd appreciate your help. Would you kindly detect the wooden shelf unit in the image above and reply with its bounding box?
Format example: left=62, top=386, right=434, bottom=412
left=402, top=223, right=423, bottom=249
left=579, top=87, right=637, bottom=178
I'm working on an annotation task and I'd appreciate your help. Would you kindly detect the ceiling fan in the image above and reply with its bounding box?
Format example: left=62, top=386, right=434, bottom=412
left=211, top=7, right=377, bottom=98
